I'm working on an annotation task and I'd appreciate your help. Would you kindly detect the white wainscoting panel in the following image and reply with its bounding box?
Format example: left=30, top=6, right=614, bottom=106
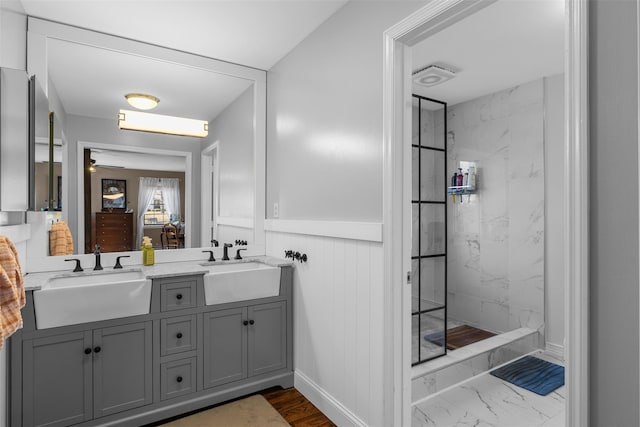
left=266, top=230, right=384, bottom=426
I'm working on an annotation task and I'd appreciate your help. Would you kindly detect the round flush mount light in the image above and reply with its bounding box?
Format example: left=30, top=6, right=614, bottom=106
left=125, top=93, right=159, bottom=110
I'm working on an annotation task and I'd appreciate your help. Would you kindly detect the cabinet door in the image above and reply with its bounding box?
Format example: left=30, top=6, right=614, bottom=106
left=22, top=331, right=93, bottom=427
left=203, top=307, right=247, bottom=388
left=248, top=302, right=287, bottom=377
left=92, top=321, right=152, bottom=418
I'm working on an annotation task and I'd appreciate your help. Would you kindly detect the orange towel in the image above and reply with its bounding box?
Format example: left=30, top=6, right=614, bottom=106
left=0, top=235, right=25, bottom=350
left=50, top=221, right=73, bottom=256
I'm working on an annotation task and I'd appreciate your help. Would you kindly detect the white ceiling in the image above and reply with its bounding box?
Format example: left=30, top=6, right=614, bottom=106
left=412, top=0, right=564, bottom=105
left=19, top=0, right=348, bottom=71
left=47, top=38, right=255, bottom=122
left=18, top=0, right=348, bottom=170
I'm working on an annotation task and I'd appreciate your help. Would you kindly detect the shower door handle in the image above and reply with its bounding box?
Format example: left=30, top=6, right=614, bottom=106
left=407, top=271, right=411, bottom=284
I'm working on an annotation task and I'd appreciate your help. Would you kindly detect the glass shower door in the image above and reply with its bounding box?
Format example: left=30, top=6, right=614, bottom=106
left=411, top=95, right=447, bottom=365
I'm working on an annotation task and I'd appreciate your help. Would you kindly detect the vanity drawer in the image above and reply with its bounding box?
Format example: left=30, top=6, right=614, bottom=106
left=160, top=281, right=197, bottom=311
left=161, top=314, right=197, bottom=356
left=160, top=357, right=197, bottom=401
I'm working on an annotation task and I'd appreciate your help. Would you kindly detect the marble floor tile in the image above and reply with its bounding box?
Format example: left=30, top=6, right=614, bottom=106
left=413, top=353, right=565, bottom=427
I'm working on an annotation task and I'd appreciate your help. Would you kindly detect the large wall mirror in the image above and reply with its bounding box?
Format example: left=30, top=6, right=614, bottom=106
left=26, top=17, right=266, bottom=261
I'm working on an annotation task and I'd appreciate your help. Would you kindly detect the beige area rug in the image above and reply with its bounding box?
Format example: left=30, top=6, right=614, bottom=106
left=159, top=395, right=290, bottom=427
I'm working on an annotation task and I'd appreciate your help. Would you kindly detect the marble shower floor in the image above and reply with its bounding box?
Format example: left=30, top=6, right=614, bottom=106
left=412, top=352, right=565, bottom=427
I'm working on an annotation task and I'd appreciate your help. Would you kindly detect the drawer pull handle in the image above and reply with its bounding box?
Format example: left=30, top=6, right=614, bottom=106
left=176, top=332, right=183, bottom=339
left=176, top=294, right=183, bottom=300
left=93, top=346, right=101, bottom=353
left=249, top=320, right=255, bottom=325
left=243, top=320, right=248, bottom=326
left=176, top=376, right=183, bottom=383
left=84, top=348, right=92, bottom=355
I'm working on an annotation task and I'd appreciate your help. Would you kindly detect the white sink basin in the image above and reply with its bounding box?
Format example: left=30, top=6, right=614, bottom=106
left=202, top=262, right=281, bottom=305
left=33, top=269, right=152, bottom=329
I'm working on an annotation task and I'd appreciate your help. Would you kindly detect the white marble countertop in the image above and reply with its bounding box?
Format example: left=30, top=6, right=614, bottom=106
left=23, top=256, right=293, bottom=291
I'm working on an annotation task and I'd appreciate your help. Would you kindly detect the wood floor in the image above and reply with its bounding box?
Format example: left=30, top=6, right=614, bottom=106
left=261, top=387, right=336, bottom=427
left=446, top=324, right=496, bottom=350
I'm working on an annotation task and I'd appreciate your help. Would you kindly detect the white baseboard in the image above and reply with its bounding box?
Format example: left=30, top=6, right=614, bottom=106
left=545, top=342, right=565, bottom=361
left=294, top=371, right=367, bottom=427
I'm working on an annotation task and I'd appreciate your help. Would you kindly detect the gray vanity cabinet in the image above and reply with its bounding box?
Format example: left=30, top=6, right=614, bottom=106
left=247, top=302, right=287, bottom=377
left=12, top=265, right=293, bottom=427
left=20, top=321, right=152, bottom=427
left=21, top=331, right=93, bottom=427
left=203, top=301, right=286, bottom=389
left=203, top=307, right=248, bottom=388
left=91, top=322, right=153, bottom=417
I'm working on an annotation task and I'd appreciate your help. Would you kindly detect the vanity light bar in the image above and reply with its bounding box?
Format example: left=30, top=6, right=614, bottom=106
left=118, top=109, right=208, bottom=138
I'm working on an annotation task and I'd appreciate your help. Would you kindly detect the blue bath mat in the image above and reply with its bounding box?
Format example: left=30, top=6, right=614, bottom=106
left=423, top=331, right=445, bottom=347
left=490, top=355, right=564, bottom=396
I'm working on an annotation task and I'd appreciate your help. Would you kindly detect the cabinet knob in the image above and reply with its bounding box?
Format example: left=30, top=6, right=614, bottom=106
left=243, top=320, right=249, bottom=326
left=176, top=294, right=183, bottom=300
left=249, top=320, right=255, bottom=325
left=84, top=348, right=92, bottom=355
left=176, top=332, right=183, bottom=339
left=176, top=376, right=183, bottom=383
left=93, top=346, right=101, bottom=353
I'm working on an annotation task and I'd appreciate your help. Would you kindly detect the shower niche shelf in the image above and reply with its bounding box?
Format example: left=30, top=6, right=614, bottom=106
left=447, top=185, right=476, bottom=195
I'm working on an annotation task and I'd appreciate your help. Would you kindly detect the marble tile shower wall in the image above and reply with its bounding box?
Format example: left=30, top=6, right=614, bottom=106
left=446, top=78, right=545, bottom=335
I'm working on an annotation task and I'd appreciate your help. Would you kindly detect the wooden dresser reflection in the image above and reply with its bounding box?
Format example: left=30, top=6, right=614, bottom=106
left=94, top=211, right=134, bottom=252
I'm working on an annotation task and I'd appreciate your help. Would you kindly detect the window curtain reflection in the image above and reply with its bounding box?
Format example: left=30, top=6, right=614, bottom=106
left=137, top=177, right=159, bottom=247
left=160, top=178, right=181, bottom=222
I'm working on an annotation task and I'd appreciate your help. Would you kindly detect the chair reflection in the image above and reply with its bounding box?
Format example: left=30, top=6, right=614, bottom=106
left=161, top=223, right=180, bottom=249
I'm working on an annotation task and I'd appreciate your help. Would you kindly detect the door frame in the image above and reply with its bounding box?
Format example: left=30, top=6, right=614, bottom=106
left=381, top=0, right=589, bottom=425
left=201, top=142, right=220, bottom=246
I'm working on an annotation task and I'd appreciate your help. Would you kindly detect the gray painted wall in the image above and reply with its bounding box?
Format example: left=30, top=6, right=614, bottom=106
left=207, top=85, right=254, bottom=219
left=267, top=1, right=427, bottom=222
left=590, top=1, right=639, bottom=425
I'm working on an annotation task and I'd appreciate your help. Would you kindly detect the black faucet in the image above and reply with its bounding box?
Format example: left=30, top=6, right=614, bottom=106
left=114, top=255, right=130, bottom=269
left=211, top=239, right=219, bottom=247
left=202, top=250, right=216, bottom=262
left=65, top=258, right=83, bottom=272
left=222, top=243, right=233, bottom=261
left=234, top=248, right=247, bottom=260
left=93, top=245, right=103, bottom=271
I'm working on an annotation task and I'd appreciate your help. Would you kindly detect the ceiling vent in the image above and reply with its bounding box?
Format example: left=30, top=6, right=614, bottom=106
left=413, top=64, right=457, bottom=87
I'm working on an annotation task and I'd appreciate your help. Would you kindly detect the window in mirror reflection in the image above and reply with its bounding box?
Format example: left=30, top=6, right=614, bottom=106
left=138, top=177, right=183, bottom=249
left=144, top=188, right=170, bottom=225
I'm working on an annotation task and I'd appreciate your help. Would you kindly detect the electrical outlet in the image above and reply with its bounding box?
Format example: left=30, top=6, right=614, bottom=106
left=273, top=202, right=279, bottom=218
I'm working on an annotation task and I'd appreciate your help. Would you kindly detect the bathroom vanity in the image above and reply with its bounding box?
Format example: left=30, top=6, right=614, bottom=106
left=9, top=259, right=293, bottom=427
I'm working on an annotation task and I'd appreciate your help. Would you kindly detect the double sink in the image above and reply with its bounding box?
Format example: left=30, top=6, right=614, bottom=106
left=33, top=261, right=282, bottom=329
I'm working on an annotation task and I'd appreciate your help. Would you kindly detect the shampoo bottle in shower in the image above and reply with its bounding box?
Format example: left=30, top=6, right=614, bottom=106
left=468, top=166, right=476, bottom=190
left=456, top=168, right=464, bottom=186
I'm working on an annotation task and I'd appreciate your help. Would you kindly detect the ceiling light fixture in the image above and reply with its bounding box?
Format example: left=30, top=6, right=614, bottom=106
left=125, top=93, right=160, bottom=110
left=88, top=158, right=97, bottom=173
left=118, top=110, right=208, bottom=138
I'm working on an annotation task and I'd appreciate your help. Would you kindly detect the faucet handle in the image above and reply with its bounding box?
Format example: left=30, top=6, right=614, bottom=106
left=65, top=258, right=84, bottom=272
left=234, top=248, right=248, bottom=260
left=114, top=255, right=130, bottom=269
left=202, top=250, right=216, bottom=262
left=94, top=244, right=101, bottom=254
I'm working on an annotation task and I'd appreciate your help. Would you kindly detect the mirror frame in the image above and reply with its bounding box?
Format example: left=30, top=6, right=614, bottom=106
left=26, top=17, right=266, bottom=260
